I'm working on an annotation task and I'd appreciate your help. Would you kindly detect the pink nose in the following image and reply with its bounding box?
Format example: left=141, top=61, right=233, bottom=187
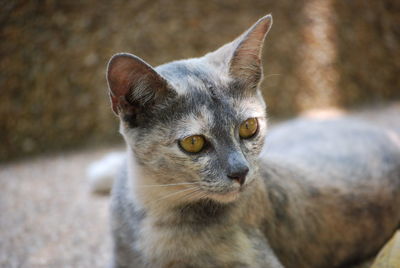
left=227, top=167, right=249, bottom=185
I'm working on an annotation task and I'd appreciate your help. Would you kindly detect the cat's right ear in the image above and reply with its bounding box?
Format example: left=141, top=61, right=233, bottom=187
left=106, top=53, right=172, bottom=116
left=206, top=15, right=272, bottom=90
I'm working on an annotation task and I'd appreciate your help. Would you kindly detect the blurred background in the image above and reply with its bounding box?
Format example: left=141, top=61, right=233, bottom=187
left=1, top=0, right=399, bottom=162
left=1, top=1, right=400, bottom=267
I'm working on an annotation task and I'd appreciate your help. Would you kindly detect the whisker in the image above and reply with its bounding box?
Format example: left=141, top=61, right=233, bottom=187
left=190, top=192, right=207, bottom=202
left=136, top=182, right=199, bottom=188
left=180, top=188, right=203, bottom=201
left=198, top=192, right=210, bottom=200
left=183, top=188, right=212, bottom=203
left=151, top=186, right=200, bottom=204
left=264, top=73, right=281, bottom=78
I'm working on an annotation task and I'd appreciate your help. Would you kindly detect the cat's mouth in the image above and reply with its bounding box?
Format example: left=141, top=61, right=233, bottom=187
left=197, top=175, right=256, bottom=203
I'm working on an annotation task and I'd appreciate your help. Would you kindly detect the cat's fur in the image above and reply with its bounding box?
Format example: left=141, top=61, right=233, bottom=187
left=98, top=15, right=400, bottom=267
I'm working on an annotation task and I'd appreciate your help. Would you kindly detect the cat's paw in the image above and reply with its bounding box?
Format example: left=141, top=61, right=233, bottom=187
left=86, top=152, right=125, bottom=194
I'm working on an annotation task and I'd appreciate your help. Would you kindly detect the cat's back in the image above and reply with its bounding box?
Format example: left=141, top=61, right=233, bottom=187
left=262, top=118, right=400, bottom=185
left=259, top=118, right=400, bottom=268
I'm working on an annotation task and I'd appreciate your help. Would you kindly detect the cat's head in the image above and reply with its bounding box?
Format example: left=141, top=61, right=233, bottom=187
left=107, top=15, right=272, bottom=204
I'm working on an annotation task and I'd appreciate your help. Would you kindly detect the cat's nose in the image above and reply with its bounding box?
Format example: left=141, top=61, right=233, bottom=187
left=226, top=151, right=249, bottom=186
left=227, top=166, right=249, bottom=186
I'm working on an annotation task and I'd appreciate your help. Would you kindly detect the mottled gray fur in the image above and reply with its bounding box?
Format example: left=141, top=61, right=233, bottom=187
left=105, top=15, right=400, bottom=268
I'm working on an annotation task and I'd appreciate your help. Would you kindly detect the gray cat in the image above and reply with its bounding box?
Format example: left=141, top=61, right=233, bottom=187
left=98, top=15, right=400, bottom=267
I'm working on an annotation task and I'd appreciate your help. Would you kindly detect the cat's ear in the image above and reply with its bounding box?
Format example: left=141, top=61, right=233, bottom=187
left=207, top=14, right=272, bottom=87
left=107, top=53, right=173, bottom=116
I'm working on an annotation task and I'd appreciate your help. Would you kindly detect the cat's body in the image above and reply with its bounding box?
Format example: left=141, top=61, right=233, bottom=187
left=109, top=119, right=400, bottom=268
left=97, top=15, right=400, bottom=268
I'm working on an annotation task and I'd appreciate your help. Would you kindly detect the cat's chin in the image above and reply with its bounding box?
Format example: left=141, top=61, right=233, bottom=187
left=206, top=190, right=240, bottom=203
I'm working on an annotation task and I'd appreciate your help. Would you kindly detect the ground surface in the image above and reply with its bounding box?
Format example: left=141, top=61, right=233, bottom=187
left=1, top=103, right=400, bottom=268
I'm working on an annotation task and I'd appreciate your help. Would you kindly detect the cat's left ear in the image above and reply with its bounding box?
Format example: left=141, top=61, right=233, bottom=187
left=206, top=14, right=273, bottom=88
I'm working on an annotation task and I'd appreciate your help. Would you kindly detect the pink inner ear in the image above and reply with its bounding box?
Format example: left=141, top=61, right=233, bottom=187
left=107, top=54, right=151, bottom=99
left=238, top=16, right=272, bottom=58
left=230, top=15, right=272, bottom=79
left=106, top=53, right=168, bottom=115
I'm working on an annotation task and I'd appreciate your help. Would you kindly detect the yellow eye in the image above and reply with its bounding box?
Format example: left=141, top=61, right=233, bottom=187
left=239, top=118, right=258, bottom=139
left=179, top=135, right=205, bottom=153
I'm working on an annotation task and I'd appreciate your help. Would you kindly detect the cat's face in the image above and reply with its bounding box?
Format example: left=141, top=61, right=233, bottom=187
left=107, top=15, right=272, bottom=203
left=124, top=60, right=267, bottom=203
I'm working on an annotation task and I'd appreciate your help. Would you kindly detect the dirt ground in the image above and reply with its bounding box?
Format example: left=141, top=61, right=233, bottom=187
left=1, top=103, right=400, bottom=268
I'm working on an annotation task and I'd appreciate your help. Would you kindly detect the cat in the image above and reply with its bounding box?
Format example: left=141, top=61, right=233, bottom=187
left=91, top=14, right=400, bottom=267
